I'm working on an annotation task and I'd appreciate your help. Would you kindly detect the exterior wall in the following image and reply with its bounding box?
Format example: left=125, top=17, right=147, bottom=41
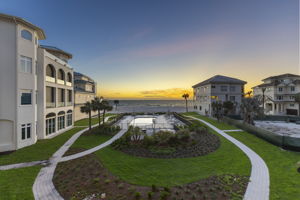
left=74, top=92, right=97, bottom=121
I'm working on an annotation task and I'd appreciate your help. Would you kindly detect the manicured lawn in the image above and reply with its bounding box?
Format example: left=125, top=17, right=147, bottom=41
left=0, top=127, right=84, bottom=166
left=70, top=133, right=113, bottom=150
left=227, top=131, right=300, bottom=200
left=0, top=166, right=41, bottom=200
left=95, top=122, right=251, bottom=187
left=74, top=113, right=115, bottom=126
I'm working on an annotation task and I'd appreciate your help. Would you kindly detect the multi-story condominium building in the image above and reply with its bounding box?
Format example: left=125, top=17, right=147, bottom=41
left=0, top=13, right=74, bottom=152
left=192, top=75, right=247, bottom=116
left=253, top=73, right=300, bottom=116
left=74, top=72, right=97, bottom=121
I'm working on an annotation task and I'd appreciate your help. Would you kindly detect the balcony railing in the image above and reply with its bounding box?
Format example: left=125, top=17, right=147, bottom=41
left=46, top=76, right=55, bottom=83
left=57, top=79, right=65, bottom=85
left=66, top=102, right=73, bottom=106
left=58, top=102, right=65, bottom=107
left=46, top=102, right=56, bottom=108
left=66, top=81, right=72, bottom=86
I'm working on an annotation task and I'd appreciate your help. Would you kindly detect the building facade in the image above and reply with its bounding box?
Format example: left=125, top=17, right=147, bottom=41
left=74, top=72, right=97, bottom=121
left=253, top=74, right=300, bottom=116
left=0, top=13, right=74, bottom=152
left=192, top=75, right=247, bottom=116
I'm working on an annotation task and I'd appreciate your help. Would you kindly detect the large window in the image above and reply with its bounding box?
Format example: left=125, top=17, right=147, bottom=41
left=21, top=30, right=32, bottom=41
left=21, top=90, right=32, bottom=105
left=67, top=112, right=72, bottom=127
left=20, top=56, right=32, bottom=73
left=21, top=123, right=31, bottom=140
left=58, top=115, right=65, bottom=130
left=291, top=86, right=295, bottom=92
left=221, top=86, right=228, bottom=92
left=46, top=113, right=56, bottom=136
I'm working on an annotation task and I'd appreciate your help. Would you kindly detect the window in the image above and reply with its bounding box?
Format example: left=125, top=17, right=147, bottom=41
left=46, top=117, right=56, bottom=135
left=67, top=113, right=72, bottom=126
left=21, top=90, right=32, bottom=105
left=290, top=96, right=295, bottom=100
left=68, top=90, right=72, bottom=102
left=221, top=86, right=228, bottom=92
left=290, top=104, right=295, bottom=107
left=230, top=96, right=236, bottom=101
left=277, top=96, right=283, bottom=100
left=21, top=123, right=31, bottom=140
left=21, top=30, right=32, bottom=41
left=291, top=86, right=295, bottom=92
left=20, top=56, right=32, bottom=73
left=58, top=115, right=65, bottom=130
left=278, top=87, right=283, bottom=92
left=211, top=85, right=216, bottom=89
left=199, top=106, right=202, bottom=111
left=229, top=86, right=236, bottom=92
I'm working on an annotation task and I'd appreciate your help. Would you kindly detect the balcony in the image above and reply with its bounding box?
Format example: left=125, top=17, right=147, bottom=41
left=46, top=76, right=55, bottom=83
left=66, top=81, right=72, bottom=87
left=46, top=102, right=56, bottom=108
left=66, top=102, right=72, bottom=106
left=57, top=79, right=65, bottom=85
left=58, top=102, right=65, bottom=107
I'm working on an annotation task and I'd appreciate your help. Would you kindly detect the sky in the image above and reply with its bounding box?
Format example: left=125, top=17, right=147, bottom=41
left=1, top=0, right=299, bottom=99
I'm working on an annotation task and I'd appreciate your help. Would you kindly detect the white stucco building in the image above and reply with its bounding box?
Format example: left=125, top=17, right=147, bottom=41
left=192, top=75, right=247, bottom=116
left=253, top=73, right=300, bottom=116
left=0, top=13, right=74, bottom=152
left=74, top=72, right=97, bottom=121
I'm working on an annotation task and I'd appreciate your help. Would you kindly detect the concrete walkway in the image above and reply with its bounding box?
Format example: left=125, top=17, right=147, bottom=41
left=32, top=116, right=129, bottom=200
left=223, top=129, right=243, bottom=132
left=0, top=160, right=48, bottom=171
left=187, top=116, right=270, bottom=200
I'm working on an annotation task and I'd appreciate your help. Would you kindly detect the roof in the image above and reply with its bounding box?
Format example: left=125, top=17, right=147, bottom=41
left=192, top=75, right=247, bottom=88
left=40, top=45, right=72, bottom=59
left=74, top=72, right=95, bottom=83
left=0, top=13, right=46, bottom=39
left=262, top=73, right=300, bottom=81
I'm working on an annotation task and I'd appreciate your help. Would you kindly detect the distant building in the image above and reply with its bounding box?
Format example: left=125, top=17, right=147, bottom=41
left=74, top=72, right=97, bottom=121
left=192, top=75, right=247, bottom=116
left=253, top=73, right=300, bottom=116
left=0, top=13, right=74, bottom=152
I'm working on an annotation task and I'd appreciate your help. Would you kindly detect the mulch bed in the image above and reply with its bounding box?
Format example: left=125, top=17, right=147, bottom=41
left=54, top=148, right=248, bottom=200
left=117, top=132, right=220, bottom=159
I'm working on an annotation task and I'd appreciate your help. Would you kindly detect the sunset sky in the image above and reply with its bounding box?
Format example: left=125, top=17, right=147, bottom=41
left=1, top=0, right=299, bottom=99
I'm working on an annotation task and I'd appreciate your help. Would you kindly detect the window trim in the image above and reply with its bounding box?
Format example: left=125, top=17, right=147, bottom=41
left=21, top=29, right=32, bottom=41
left=21, top=123, right=31, bottom=140
left=21, top=90, right=32, bottom=105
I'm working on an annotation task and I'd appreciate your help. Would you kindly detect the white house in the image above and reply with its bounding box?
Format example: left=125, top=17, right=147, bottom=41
left=253, top=73, right=300, bottom=116
left=192, top=75, right=247, bottom=116
left=0, top=13, right=74, bottom=152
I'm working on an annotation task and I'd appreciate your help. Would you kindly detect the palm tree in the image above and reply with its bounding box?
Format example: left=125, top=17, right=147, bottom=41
left=91, top=97, right=103, bottom=126
left=80, top=101, right=93, bottom=130
left=101, top=100, right=113, bottom=124
left=295, top=93, right=300, bottom=116
left=114, top=100, right=119, bottom=111
left=182, top=93, right=189, bottom=112
left=240, top=97, right=263, bottom=125
left=245, top=91, right=252, bottom=98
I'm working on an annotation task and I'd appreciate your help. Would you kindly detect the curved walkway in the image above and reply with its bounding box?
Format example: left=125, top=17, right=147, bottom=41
left=32, top=116, right=130, bottom=200
left=187, top=116, right=270, bottom=200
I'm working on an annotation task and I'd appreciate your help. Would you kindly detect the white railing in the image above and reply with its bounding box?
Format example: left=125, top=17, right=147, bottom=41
left=66, top=81, right=72, bottom=86
left=57, top=79, right=65, bottom=85
left=58, top=102, right=65, bottom=107
left=46, top=102, right=55, bottom=108
left=46, top=76, right=55, bottom=83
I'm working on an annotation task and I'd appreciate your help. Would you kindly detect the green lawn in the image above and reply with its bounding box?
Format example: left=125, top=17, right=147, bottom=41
left=0, top=127, right=84, bottom=166
left=70, top=134, right=113, bottom=150
left=95, top=121, right=251, bottom=187
left=228, top=131, right=300, bottom=200
left=74, top=113, right=115, bottom=126
left=0, top=166, right=41, bottom=200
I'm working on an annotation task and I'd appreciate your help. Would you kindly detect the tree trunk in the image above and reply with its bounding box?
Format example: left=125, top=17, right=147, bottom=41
left=89, top=111, right=91, bottom=130
left=185, top=99, right=188, bottom=112
left=102, top=109, right=106, bottom=124
left=98, top=109, right=101, bottom=127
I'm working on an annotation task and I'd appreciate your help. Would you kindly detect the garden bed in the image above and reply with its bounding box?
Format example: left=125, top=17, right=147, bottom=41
left=54, top=148, right=248, bottom=200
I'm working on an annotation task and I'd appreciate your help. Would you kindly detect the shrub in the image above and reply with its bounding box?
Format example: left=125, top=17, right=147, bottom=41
left=147, top=191, right=154, bottom=199
left=160, top=191, right=170, bottom=200
left=104, top=179, right=110, bottom=184
left=134, top=192, right=141, bottom=199
left=152, top=184, right=157, bottom=192
left=153, top=131, right=174, bottom=145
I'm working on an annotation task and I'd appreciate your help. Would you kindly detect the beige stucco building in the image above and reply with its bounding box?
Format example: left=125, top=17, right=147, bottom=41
left=74, top=72, right=97, bottom=121
left=0, top=13, right=74, bottom=152
left=192, top=75, right=246, bottom=116
left=253, top=73, right=300, bottom=116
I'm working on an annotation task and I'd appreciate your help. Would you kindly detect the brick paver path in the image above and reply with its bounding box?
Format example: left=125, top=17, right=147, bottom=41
left=187, top=116, right=270, bottom=200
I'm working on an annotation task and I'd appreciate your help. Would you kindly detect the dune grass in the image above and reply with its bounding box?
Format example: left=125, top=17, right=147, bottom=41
left=0, top=127, right=84, bottom=165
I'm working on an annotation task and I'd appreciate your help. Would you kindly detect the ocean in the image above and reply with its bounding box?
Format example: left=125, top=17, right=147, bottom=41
left=108, top=100, right=193, bottom=113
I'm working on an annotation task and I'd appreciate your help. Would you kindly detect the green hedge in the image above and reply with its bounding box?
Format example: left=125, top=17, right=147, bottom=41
left=222, top=117, right=300, bottom=151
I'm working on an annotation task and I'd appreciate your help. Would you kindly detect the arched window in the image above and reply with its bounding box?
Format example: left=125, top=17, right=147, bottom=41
left=46, top=113, right=56, bottom=118
left=67, top=110, right=72, bottom=113
left=21, top=30, right=32, bottom=41
left=45, top=113, right=56, bottom=136
left=67, top=73, right=72, bottom=83
left=58, top=69, right=65, bottom=80
left=46, top=65, right=55, bottom=78
left=58, top=111, right=65, bottom=130
left=67, top=110, right=73, bottom=126
left=58, top=111, right=65, bottom=115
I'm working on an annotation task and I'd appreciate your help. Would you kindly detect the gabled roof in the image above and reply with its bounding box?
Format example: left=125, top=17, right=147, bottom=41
left=40, top=45, right=72, bottom=59
left=192, top=75, right=247, bottom=88
left=0, top=13, right=46, bottom=39
left=262, top=73, right=300, bottom=81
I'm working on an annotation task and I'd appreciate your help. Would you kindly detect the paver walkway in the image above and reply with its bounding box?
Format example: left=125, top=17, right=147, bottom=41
left=187, top=116, right=270, bottom=200
left=32, top=116, right=130, bottom=200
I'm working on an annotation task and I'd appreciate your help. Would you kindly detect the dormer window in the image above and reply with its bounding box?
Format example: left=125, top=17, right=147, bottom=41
left=21, top=30, right=32, bottom=41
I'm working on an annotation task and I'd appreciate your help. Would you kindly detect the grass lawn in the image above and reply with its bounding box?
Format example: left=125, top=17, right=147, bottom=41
left=74, top=113, right=115, bottom=127
left=70, top=134, right=113, bottom=150
left=94, top=122, right=251, bottom=187
left=228, top=131, right=300, bottom=200
left=0, top=166, right=41, bottom=200
left=0, top=127, right=84, bottom=166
